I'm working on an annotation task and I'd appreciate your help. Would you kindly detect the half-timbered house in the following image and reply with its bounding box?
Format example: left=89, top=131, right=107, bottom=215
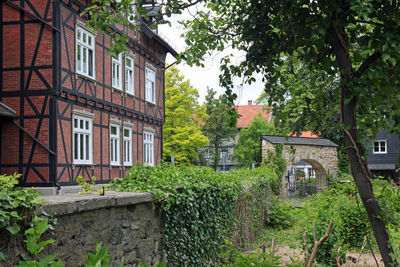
left=0, top=0, right=177, bottom=187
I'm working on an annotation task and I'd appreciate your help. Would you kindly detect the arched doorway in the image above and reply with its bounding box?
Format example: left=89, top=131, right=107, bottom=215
left=261, top=136, right=338, bottom=198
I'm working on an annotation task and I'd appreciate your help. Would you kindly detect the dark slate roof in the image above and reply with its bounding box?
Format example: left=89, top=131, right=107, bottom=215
left=261, top=135, right=338, bottom=147
left=0, top=101, right=16, bottom=118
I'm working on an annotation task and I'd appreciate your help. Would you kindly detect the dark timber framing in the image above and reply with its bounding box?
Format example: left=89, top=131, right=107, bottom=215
left=0, top=0, right=176, bottom=186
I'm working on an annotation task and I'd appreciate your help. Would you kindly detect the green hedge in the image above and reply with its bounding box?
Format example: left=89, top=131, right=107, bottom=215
left=109, top=163, right=280, bottom=266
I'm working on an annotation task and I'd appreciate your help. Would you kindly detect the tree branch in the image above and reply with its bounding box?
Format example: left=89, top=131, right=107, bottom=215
left=352, top=52, right=381, bottom=79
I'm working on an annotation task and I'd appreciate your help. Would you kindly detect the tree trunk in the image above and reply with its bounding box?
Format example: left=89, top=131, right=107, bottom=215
left=327, top=26, right=397, bottom=265
left=341, top=94, right=396, bottom=266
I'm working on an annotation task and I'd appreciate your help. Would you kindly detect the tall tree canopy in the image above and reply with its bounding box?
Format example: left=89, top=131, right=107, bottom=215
left=180, top=1, right=400, bottom=264
left=203, top=89, right=238, bottom=170
left=163, top=66, right=208, bottom=164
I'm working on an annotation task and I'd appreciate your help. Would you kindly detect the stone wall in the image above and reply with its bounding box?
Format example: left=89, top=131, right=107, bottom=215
left=262, top=140, right=338, bottom=198
left=4, top=192, right=162, bottom=267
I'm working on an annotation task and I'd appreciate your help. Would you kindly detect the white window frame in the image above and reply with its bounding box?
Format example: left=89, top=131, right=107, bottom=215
left=145, top=64, right=156, bottom=104
left=112, top=54, right=122, bottom=90
left=72, top=111, right=94, bottom=165
left=128, top=5, right=136, bottom=25
left=110, top=121, right=121, bottom=166
left=373, top=140, right=387, bottom=154
left=125, top=55, right=135, bottom=95
left=76, top=25, right=95, bottom=79
left=123, top=124, right=133, bottom=166
left=143, top=128, right=155, bottom=166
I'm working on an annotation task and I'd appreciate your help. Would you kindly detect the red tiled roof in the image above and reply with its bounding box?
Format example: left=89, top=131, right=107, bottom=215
left=235, top=101, right=271, bottom=129
left=291, top=131, right=319, bottom=138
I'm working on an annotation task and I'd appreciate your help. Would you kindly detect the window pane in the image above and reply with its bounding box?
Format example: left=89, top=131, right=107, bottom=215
left=77, top=46, right=81, bottom=72
left=111, top=139, right=114, bottom=161
left=124, top=129, right=129, bottom=137
left=86, top=134, right=89, bottom=160
left=88, top=35, right=92, bottom=46
left=115, top=140, right=118, bottom=162
left=83, top=32, right=86, bottom=43
left=111, top=126, right=117, bottom=135
left=80, top=119, right=83, bottom=129
left=80, top=133, right=84, bottom=160
left=74, top=118, right=78, bottom=128
left=77, top=29, right=81, bottom=41
left=74, top=133, right=78, bottom=159
left=88, top=50, right=93, bottom=77
left=83, top=48, right=87, bottom=74
left=85, top=120, right=89, bottom=130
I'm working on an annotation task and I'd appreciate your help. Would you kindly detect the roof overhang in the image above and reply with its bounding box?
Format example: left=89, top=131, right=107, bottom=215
left=0, top=101, right=17, bottom=118
left=368, top=163, right=396, bottom=171
left=141, top=23, right=179, bottom=58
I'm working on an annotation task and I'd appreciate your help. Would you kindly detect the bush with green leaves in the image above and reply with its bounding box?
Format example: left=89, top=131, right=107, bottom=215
left=265, top=196, right=294, bottom=230
left=109, top=163, right=280, bottom=267
left=0, top=173, right=42, bottom=262
left=301, top=182, right=369, bottom=265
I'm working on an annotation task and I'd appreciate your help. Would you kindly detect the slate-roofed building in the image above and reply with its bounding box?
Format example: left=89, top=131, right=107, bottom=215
left=366, top=130, right=400, bottom=183
left=0, top=0, right=177, bottom=188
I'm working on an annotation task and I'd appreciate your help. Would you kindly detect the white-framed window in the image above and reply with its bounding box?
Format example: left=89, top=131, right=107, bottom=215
left=373, top=140, right=387, bottom=154
left=110, top=123, right=120, bottom=165
left=76, top=26, right=95, bottom=79
left=73, top=113, right=93, bottom=164
left=123, top=126, right=133, bottom=166
left=143, top=129, right=154, bottom=166
left=112, top=54, right=122, bottom=90
left=145, top=65, right=156, bottom=104
left=125, top=56, right=134, bottom=95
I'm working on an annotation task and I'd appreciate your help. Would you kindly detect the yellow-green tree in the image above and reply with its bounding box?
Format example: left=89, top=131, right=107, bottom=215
left=163, top=66, right=208, bottom=164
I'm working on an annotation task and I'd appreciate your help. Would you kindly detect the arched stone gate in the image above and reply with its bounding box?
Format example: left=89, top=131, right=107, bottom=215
left=261, top=136, right=338, bottom=198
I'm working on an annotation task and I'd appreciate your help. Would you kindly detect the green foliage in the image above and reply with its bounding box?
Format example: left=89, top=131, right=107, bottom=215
left=220, top=241, right=301, bottom=267
left=163, top=66, right=208, bottom=164
left=109, top=163, right=280, bottom=266
left=0, top=173, right=42, bottom=262
left=265, top=196, right=294, bottom=230
left=263, top=144, right=286, bottom=179
left=234, top=115, right=280, bottom=168
left=202, top=88, right=239, bottom=170
left=16, top=215, right=61, bottom=267
left=373, top=180, right=400, bottom=259
left=76, top=175, right=96, bottom=194
left=301, top=182, right=368, bottom=265
left=84, top=242, right=112, bottom=267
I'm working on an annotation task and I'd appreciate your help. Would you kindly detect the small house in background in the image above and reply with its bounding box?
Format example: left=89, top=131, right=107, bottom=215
left=0, top=0, right=177, bottom=189
left=366, top=130, right=400, bottom=183
left=204, top=100, right=272, bottom=171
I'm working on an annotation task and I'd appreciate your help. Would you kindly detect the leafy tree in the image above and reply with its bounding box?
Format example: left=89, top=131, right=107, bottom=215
left=257, top=56, right=350, bottom=173
left=234, top=114, right=278, bottom=168
left=163, top=66, right=208, bottom=164
left=180, top=1, right=400, bottom=264
left=203, top=89, right=238, bottom=170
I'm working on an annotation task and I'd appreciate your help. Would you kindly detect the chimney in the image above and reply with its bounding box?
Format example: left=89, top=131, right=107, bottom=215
left=248, top=100, right=252, bottom=105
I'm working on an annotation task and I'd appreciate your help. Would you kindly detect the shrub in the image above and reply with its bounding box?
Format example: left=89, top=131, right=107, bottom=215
left=301, top=182, right=368, bottom=265
left=265, top=196, right=294, bottom=230
left=0, top=173, right=42, bottom=263
left=109, top=163, right=280, bottom=266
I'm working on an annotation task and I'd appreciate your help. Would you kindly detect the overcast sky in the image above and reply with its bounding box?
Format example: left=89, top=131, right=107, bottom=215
left=158, top=12, right=265, bottom=106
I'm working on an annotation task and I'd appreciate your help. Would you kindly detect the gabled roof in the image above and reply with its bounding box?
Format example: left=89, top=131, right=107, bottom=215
left=261, top=135, right=338, bottom=147
left=235, top=101, right=271, bottom=129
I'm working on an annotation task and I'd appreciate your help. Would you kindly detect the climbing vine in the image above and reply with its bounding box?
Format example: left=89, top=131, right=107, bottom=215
left=109, top=163, right=280, bottom=266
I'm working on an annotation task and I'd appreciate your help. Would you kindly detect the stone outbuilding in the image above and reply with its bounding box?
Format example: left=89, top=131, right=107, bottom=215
left=261, top=136, right=338, bottom=198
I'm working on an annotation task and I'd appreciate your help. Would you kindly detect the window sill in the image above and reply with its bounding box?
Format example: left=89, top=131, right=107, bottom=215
left=76, top=73, right=97, bottom=84
left=373, top=152, right=387, bottom=154
left=112, top=87, right=123, bottom=93
left=145, top=100, right=156, bottom=106
left=72, top=163, right=94, bottom=169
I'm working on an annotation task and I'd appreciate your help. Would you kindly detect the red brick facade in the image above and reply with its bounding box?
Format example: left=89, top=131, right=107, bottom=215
left=0, top=0, right=176, bottom=186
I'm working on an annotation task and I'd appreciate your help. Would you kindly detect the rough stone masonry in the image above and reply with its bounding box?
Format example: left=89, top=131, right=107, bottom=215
left=36, top=192, right=162, bottom=266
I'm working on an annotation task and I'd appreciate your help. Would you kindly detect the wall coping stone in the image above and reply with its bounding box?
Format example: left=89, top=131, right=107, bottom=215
left=36, top=191, right=154, bottom=216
